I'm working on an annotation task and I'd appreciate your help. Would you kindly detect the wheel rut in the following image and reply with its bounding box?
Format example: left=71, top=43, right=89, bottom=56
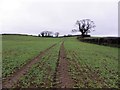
left=68, top=50, right=107, bottom=88
left=53, top=42, right=74, bottom=88
left=2, top=43, right=57, bottom=88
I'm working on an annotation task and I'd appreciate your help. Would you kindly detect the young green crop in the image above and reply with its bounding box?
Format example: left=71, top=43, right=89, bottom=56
left=2, top=35, right=61, bottom=78
left=64, top=37, right=118, bottom=88
left=3, top=35, right=119, bottom=88
left=16, top=42, right=61, bottom=88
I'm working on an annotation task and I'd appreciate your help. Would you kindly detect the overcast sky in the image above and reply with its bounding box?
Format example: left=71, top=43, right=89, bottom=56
left=0, top=0, right=119, bottom=36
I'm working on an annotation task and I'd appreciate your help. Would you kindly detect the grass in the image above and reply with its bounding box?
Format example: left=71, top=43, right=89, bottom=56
left=2, top=35, right=61, bottom=78
left=64, top=37, right=118, bottom=88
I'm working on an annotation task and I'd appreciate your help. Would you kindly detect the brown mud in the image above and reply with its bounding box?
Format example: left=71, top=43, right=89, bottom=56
left=53, top=42, right=75, bottom=88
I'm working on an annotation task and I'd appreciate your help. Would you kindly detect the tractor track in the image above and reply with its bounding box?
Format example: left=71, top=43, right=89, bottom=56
left=2, top=43, right=57, bottom=88
left=53, top=42, right=75, bottom=88
left=68, top=50, right=107, bottom=88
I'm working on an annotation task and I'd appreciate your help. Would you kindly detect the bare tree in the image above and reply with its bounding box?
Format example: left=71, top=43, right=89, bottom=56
left=55, top=32, right=59, bottom=37
left=72, top=19, right=96, bottom=37
left=47, top=31, right=53, bottom=37
left=38, top=34, right=41, bottom=37
left=41, top=31, right=45, bottom=37
left=41, top=31, right=53, bottom=37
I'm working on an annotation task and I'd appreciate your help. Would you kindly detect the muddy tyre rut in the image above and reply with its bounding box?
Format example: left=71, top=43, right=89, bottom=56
left=53, top=42, right=75, bottom=88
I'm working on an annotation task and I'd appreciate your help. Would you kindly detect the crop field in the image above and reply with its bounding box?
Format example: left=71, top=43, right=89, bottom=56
left=2, top=35, right=119, bottom=89
left=16, top=43, right=61, bottom=88
left=64, top=37, right=118, bottom=88
left=2, top=35, right=61, bottom=78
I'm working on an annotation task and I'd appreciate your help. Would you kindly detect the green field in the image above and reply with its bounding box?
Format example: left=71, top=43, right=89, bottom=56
left=16, top=43, right=61, bottom=88
left=2, top=35, right=119, bottom=88
left=64, top=37, right=118, bottom=88
left=2, top=35, right=61, bottom=78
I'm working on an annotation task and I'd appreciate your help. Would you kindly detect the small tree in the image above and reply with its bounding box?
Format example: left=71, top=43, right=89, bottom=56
left=47, top=31, right=53, bottom=37
left=41, top=32, right=45, bottom=37
left=38, top=34, right=41, bottom=37
left=55, top=32, right=59, bottom=37
left=40, top=31, right=53, bottom=37
left=72, top=19, right=96, bottom=37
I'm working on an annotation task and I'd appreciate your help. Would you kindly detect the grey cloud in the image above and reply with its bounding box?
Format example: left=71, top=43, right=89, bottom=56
left=0, top=0, right=118, bottom=36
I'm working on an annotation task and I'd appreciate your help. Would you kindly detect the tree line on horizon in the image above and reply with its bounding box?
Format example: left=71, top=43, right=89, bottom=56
left=38, top=31, right=59, bottom=37
left=39, top=19, right=95, bottom=38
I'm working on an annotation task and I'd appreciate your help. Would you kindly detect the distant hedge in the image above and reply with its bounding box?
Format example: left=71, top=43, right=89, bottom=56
left=78, top=37, right=120, bottom=48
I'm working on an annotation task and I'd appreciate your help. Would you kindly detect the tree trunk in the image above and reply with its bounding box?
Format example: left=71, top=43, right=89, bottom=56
left=81, top=32, right=84, bottom=38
